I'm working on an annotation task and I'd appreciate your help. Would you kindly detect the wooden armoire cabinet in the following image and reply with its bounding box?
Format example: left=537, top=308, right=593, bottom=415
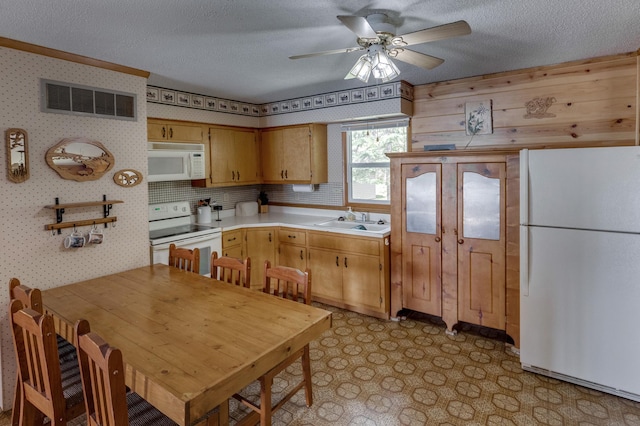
left=389, top=150, right=520, bottom=347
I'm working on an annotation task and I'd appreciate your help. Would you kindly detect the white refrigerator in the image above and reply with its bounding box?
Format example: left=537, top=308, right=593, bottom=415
left=520, top=146, right=640, bottom=401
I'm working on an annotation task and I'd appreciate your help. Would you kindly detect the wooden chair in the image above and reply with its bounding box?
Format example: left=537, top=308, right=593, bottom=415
left=168, top=243, right=200, bottom=273
left=74, top=319, right=178, bottom=426
left=9, top=278, right=80, bottom=426
left=9, top=299, right=85, bottom=426
left=9, top=279, right=77, bottom=361
left=210, top=252, right=251, bottom=288
left=233, top=261, right=312, bottom=426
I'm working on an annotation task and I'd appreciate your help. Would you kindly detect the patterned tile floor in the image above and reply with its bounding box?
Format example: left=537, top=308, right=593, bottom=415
left=2, top=303, right=640, bottom=425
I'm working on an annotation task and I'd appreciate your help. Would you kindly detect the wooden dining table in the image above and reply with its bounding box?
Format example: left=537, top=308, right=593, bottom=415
left=42, top=264, right=332, bottom=425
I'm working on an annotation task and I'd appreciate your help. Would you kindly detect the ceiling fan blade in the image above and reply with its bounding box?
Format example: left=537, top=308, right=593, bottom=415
left=393, top=49, right=444, bottom=70
left=396, top=20, right=471, bottom=46
left=289, top=46, right=364, bottom=60
left=337, top=15, right=378, bottom=39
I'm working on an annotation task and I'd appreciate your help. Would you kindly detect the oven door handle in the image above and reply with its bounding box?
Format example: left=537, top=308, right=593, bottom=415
left=150, top=232, right=221, bottom=250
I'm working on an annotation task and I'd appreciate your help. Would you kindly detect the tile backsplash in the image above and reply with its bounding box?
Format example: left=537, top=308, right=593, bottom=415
left=148, top=181, right=344, bottom=212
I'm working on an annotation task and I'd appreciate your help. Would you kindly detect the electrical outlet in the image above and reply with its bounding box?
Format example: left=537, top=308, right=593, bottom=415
left=223, top=193, right=229, bottom=202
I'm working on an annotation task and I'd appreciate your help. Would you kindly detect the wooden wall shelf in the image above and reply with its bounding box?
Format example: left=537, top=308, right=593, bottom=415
left=45, top=196, right=123, bottom=234
left=45, top=217, right=117, bottom=232
left=44, top=200, right=123, bottom=210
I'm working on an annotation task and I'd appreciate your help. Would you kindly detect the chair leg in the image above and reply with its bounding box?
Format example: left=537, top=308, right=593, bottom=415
left=302, top=345, right=313, bottom=407
left=11, top=379, right=21, bottom=426
left=21, top=399, right=45, bottom=426
left=259, top=375, right=273, bottom=426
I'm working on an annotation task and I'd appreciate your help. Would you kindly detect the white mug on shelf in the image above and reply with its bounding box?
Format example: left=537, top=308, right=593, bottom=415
left=64, top=229, right=85, bottom=248
left=88, top=225, right=104, bottom=244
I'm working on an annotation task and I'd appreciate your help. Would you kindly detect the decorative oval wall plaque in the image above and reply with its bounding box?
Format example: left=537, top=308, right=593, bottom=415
left=113, top=169, right=142, bottom=187
left=46, top=137, right=115, bottom=181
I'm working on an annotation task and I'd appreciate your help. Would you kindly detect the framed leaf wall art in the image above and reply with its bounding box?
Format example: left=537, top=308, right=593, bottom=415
left=465, top=100, right=493, bottom=135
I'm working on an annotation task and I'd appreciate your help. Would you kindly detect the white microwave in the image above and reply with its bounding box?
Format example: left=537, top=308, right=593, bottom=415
left=147, top=142, right=206, bottom=182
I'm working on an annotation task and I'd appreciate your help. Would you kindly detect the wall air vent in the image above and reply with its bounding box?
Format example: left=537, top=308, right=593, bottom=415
left=41, top=79, right=137, bottom=121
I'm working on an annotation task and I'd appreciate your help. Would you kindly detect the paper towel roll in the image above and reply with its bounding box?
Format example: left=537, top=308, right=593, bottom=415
left=292, top=184, right=315, bottom=192
left=235, top=201, right=259, bottom=216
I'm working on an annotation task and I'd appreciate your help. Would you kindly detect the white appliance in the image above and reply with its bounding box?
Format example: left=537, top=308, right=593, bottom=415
left=147, top=142, right=206, bottom=182
left=520, top=146, right=640, bottom=401
left=149, top=202, right=221, bottom=276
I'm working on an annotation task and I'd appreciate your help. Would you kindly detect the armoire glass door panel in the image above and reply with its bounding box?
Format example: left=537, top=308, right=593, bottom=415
left=406, top=172, right=437, bottom=234
left=462, top=172, right=500, bottom=240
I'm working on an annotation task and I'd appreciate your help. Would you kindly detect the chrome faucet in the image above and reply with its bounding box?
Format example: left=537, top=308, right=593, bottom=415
left=360, top=213, right=367, bottom=222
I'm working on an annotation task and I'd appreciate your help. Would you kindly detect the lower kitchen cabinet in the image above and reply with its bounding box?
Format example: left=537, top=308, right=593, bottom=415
left=308, top=231, right=390, bottom=319
left=222, top=229, right=244, bottom=259
left=277, top=228, right=307, bottom=271
left=220, top=225, right=391, bottom=319
left=245, top=227, right=276, bottom=290
left=389, top=150, right=520, bottom=347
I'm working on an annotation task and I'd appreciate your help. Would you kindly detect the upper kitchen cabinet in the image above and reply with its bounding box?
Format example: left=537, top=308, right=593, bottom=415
left=147, top=119, right=203, bottom=142
left=260, top=124, right=328, bottom=184
left=194, top=126, right=260, bottom=187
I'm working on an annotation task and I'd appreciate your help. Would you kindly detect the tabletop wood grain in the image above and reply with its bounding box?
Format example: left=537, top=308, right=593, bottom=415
left=42, top=264, right=332, bottom=425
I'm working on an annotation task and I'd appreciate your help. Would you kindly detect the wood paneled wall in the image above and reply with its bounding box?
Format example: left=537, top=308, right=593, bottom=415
left=412, top=52, right=638, bottom=151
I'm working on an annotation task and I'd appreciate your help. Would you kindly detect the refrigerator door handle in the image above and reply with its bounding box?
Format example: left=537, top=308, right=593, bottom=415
left=520, top=149, right=529, bottom=226
left=520, top=225, right=529, bottom=296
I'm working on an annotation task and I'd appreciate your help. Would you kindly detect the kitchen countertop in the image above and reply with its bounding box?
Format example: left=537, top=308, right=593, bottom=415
left=198, top=211, right=391, bottom=237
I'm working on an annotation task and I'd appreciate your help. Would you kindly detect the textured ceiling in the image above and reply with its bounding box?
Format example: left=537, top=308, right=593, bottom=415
left=1, top=0, right=639, bottom=104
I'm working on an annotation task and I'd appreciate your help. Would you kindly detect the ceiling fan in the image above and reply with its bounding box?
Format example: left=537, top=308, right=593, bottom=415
left=290, top=13, right=471, bottom=83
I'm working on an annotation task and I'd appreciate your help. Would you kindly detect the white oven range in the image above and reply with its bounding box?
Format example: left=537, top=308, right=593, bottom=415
left=149, top=201, right=221, bottom=276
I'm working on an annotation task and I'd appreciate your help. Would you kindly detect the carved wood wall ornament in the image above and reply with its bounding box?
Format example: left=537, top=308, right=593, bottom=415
left=113, top=169, right=142, bottom=187
left=6, top=128, right=29, bottom=183
left=524, top=97, right=557, bottom=119
left=46, top=137, right=115, bottom=181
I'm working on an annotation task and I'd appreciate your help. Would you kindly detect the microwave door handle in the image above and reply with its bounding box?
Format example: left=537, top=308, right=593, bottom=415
left=187, top=154, right=192, bottom=177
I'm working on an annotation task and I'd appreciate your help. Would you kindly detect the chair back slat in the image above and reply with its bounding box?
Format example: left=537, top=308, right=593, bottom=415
left=168, top=244, right=200, bottom=273
left=262, top=261, right=311, bottom=305
left=211, top=252, right=251, bottom=288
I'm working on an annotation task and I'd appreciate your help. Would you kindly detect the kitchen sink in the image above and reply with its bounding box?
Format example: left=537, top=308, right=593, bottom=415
left=315, top=219, right=390, bottom=232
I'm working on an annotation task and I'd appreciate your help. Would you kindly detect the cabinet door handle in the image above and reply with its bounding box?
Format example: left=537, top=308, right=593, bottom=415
left=288, top=235, right=296, bottom=239
left=435, top=236, right=441, bottom=243
left=285, top=169, right=288, bottom=179
left=344, top=257, right=348, bottom=268
left=457, top=238, right=464, bottom=245
left=169, top=127, right=173, bottom=138
left=281, top=170, right=284, bottom=179
left=227, top=237, right=236, bottom=242
left=268, top=233, right=272, bottom=242
left=300, top=250, right=304, bottom=260
left=237, top=170, right=240, bottom=180
left=336, top=256, right=339, bottom=267
left=232, top=171, right=235, bottom=180
left=162, top=126, right=166, bottom=138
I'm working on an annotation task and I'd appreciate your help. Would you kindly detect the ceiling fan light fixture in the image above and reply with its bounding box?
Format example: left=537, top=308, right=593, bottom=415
left=345, top=54, right=373, bottom=82
left=369, top=46, right=400, bottom=82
